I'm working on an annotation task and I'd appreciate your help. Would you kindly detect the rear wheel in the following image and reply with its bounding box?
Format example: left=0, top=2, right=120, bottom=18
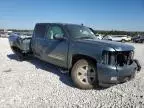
left=71, top=59, right=97, bottom=89
left=11, top=46, right=26, bottom=60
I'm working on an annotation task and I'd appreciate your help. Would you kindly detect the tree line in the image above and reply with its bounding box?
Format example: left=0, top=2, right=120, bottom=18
left=0, top=29, right=144, bottom=37
left=93, top=30, right=144, bottom=37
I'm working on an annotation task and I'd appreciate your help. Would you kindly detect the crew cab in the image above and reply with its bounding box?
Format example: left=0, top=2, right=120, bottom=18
left=8, top=23, right=141, bottom=89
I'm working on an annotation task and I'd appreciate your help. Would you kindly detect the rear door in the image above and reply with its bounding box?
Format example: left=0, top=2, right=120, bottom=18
left=42, top=24, right=69, bottom=68
left=31, top=24, right=47, bottom=58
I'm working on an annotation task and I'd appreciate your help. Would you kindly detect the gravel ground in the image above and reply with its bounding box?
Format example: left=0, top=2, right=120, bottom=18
left=0, top=38, right=144, bottom=108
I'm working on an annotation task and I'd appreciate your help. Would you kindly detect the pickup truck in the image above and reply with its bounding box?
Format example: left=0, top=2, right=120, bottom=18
left=8, top=23, right=141, bottom=89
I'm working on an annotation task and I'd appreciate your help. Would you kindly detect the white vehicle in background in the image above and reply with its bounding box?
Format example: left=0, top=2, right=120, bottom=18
left=88, top=28, right=103, bottom=40
left=95, top=34, right=103, bottom=40
left=103, top=35, right=131, bottom=42
left=0, top=33, right=9, bottom=38
left=0, top=30, right=12, bottom=38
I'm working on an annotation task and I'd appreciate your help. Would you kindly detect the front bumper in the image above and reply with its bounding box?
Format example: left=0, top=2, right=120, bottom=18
left=97, top=60, right=140, bottom=87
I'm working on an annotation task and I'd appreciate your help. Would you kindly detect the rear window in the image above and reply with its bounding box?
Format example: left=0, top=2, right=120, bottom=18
left=34, top=24, right=47, bottom=38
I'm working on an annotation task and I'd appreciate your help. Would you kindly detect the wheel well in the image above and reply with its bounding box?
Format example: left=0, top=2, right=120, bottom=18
left=11, top=46, right=22, bottom=53
left=72, top=54, right=97, bottom=67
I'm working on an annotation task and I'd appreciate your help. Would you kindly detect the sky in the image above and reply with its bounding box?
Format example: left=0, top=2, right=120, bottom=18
left=0, top=0, right=144, bottom=31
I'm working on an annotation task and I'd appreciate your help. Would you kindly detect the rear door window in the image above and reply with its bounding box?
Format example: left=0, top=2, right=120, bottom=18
left=34, top=24, right=47, bottom=38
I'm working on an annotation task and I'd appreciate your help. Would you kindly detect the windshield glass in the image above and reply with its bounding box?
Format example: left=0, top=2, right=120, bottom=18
left=66, top=25, right=96, bottom=39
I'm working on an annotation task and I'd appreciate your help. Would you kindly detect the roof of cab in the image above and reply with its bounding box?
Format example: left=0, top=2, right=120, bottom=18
left=36, top=23, right=83, bottom=26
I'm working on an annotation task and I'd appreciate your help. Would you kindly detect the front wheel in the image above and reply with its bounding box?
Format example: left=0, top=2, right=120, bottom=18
left=71, top=59, right=97, bottom=89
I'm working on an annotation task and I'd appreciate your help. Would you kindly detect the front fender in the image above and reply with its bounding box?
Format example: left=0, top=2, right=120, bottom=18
left=67, top=41, right=103, bottom=69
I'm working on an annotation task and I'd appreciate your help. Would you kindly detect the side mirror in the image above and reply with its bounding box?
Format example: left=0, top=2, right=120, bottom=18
left=54, top=34, right=65, bottom=40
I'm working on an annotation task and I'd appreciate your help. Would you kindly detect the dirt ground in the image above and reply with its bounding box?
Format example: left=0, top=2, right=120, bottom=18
left=0, top=38, right=144, bottom=108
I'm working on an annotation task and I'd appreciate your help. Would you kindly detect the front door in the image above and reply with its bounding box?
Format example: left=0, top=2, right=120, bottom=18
left=42, top=24, right=69, bottom=68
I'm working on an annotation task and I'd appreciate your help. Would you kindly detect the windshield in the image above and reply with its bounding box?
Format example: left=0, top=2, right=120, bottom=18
left=66, top=25, right=96, bottom=39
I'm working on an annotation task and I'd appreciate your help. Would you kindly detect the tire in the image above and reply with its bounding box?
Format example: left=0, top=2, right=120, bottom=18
left=11, top=46, right=26, bottom=61
left=132, top=40, right=135, bottom=43
left=108, top=39, right=112, bottom=41
left=71, top=59, right=97, bottom=89
left=141, top=40, right=144, bottom=43
left=121, top=39, right=125, bottom=43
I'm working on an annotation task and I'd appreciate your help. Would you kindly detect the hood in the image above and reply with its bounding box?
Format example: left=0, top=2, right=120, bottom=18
left=77, top=39, right=134, bottom=51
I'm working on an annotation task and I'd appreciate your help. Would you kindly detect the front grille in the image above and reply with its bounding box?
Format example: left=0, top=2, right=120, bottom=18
left=102, top=51, right=133, bottom=66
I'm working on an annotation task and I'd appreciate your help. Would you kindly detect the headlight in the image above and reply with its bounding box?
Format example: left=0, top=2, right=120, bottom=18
left=102, top=50, right=134, bottom=66
left=102, top=51, right=116, bottom=65
left=102, top=51, right=109, bottom=64
left=130, top=51, right=134, bottom=59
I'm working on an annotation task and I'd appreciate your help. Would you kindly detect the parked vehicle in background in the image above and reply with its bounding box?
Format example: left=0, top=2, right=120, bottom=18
left=0, top=33, right=9, bottom=38
left=8, top=23, right=141, bottom=89
left=13, top=32, right=32, bottom=36
left=103, top=35, right=131, bottom=42
left=132, top=35, right=144, bottom=43
left=102, top=35, right=113, bottom=41
left=95, top=34, right=103, bottom=40
left=0, top=30, right=12, bottom=38
left=89, top=28, right=103, bottom=40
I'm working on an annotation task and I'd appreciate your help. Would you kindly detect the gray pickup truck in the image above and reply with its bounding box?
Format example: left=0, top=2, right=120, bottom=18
left=8, top=23, right=141, bottom=89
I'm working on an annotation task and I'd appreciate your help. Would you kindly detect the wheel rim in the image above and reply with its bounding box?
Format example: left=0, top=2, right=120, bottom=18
left=77, top=65, right=96, bottom=85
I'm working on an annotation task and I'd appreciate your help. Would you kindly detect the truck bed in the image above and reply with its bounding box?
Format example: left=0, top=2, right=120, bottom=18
left=8, top=34, right=32, bottom=53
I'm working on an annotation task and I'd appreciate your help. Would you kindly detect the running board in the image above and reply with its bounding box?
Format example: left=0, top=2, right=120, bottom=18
left=58, top=68, right=69, bottom=73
